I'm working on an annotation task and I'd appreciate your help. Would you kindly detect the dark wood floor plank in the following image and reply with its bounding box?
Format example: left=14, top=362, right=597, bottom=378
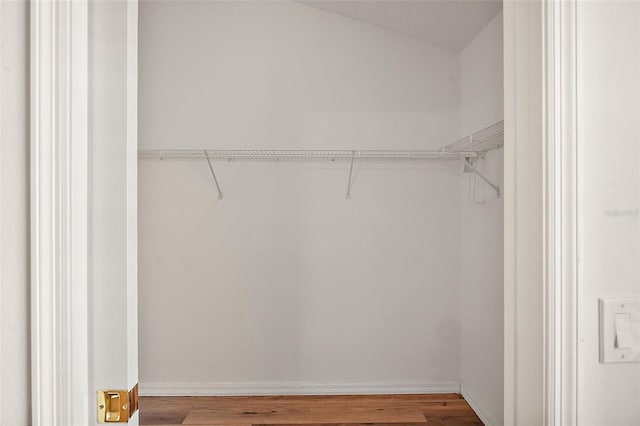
left=140, top=396, right=253, bottom=424
left=423, top=419, right=484, bottom=426
left=182, top=404, right=428, bottom=425
left=252, top=423, right=430, bottom=426
left=418, top=399, right=483, bottom=426
left=142, top=424, right=251, bottom=426
left=138, top=403, right=191, bottom=425
left=139, top=394, right=484, bottom=426
left=142, top=396, right=250, bottom=408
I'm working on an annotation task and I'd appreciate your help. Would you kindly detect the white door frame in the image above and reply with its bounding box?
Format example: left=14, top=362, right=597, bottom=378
left=503, top=1, right=579, bottom=424
left=543, top=0, right=579, bottom=424
left=30, top=0, right=89, bottom=425
left=29, top=1, right=578, bottom=425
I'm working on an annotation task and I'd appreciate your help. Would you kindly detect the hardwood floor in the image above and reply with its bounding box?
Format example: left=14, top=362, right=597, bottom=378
left=139, top=394, right=484, bottom=426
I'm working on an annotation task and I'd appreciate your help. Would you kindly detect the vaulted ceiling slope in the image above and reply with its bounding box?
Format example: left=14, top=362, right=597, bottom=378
left=298, top=0, right=502, bottom=51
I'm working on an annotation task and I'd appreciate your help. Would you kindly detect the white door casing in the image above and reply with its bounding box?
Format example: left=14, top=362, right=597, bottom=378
left=30, top=0, right=138, bottom=425
left=31, top=0, right=89, bottom=424
left=544, top=0, right=579, bottom=425
left=504, top=1, right=579, bottom=424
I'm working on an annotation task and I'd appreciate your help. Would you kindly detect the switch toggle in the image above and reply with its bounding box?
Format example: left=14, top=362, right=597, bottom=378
left=599, top=298, right=640, bottom=363
left=615, top=313, right=633, bottom=349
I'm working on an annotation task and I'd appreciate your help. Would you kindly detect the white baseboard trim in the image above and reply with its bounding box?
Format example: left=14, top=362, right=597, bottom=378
left=460, top=382, right=496, bottom=426
left=140, top=381, right=461, bottom=397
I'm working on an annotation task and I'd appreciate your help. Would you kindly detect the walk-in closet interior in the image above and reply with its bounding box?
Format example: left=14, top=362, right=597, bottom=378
left=137, top=1, right=505, bottom=425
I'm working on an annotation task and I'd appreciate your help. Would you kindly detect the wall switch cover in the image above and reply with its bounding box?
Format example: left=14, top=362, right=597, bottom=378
left=599, top=298, right=640, bottom=363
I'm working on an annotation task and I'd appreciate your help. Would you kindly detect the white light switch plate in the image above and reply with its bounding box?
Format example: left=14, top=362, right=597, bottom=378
left=599, top=298, right=640, bottom=363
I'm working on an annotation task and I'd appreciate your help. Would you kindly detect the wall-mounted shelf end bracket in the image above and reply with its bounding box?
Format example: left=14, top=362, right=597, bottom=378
left=463, top=158, right=501, bottom=198
left=345, top=151, right=355, bottom=199
left=204, top=150, right=224, bottom=200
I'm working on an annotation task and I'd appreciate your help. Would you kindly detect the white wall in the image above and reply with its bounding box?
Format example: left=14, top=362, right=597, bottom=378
left=138, top=0, right=463, bottom=393
left=0, top=0, right=31, bottom=424
left=577, top=2, right=640, bottom=424
left=138, top=2, right=459, bottom=151
left=459, top=12, right=504, bottom=139
left=458, top=12, right=504, bottom=426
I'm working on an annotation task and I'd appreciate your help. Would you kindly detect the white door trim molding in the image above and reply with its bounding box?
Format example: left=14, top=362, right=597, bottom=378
left=544, top=0, right=578, bottom=424
left=30, top=1, right=89, bottom=425
left=504, top=0, right=579, bottom=424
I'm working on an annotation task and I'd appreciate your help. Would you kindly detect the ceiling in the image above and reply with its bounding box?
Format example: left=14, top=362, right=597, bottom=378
left=298, top=0, right=502, bottom=51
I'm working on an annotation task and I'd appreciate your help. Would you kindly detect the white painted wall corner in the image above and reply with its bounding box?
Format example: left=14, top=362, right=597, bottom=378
left=460, top=382, right=497, bottom=426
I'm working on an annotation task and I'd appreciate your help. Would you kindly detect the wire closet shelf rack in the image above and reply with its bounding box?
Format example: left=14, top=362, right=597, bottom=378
left=138, top=121, right=503, bottom=162
left=138, top=121, right=504, bottom=199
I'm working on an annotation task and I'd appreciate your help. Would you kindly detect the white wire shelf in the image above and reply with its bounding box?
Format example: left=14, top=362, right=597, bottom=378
left=441, top=121, right=504, bottom=154
left=137, top=121, right=503, bottom=199
left=138, top=149, right=478, bottom=162
left=138, top=121, right=503, bottom=162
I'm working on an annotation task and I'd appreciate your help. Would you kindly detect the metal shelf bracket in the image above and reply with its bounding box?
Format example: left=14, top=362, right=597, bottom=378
left=345, top=151, right=355, bottom=199
left=464, top=158, right=501, bottom=198
left=204, top=150, right=224, bottom=200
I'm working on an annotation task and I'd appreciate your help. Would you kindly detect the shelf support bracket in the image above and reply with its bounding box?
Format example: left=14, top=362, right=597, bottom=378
left=204, top=150, right=224, bottom=199
left=345, top=151, right=355, bottom=199
left=464, top=158, right=501, bottom=198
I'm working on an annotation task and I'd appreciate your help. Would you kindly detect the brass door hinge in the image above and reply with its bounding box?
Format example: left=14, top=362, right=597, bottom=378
left=97, top=384, right=138, bottom=423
